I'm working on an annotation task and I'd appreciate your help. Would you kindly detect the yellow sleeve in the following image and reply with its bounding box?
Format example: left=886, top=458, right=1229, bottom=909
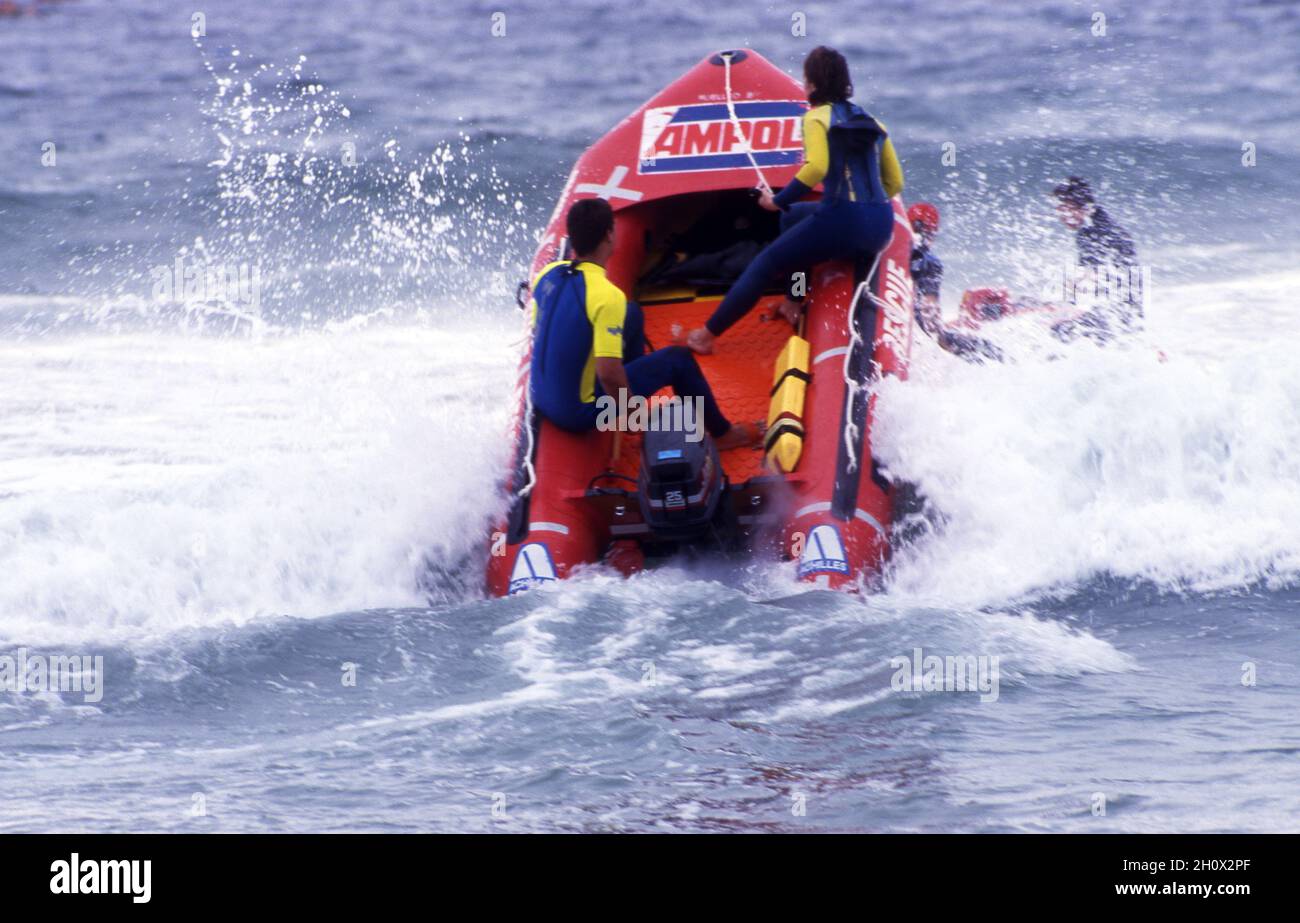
left=793, top=106, right=830, bottom=189
left=878, top=123, right=904, bottom=199
left=588, top=284, right=627, bottom=359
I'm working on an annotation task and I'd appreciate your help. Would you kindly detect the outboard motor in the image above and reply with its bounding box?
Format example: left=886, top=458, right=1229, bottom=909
left=636, top=428, right=725, bottom=540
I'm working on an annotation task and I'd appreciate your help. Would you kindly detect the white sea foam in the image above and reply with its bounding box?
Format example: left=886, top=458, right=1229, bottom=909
left=0, top=320, right=515, bottom=647
left=883, top=273, right=1300, bottom=607
left=5, top=260, right=1296, bottom=651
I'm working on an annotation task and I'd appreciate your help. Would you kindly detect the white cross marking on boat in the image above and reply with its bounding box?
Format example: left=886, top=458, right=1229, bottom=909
left=574, top=165, right=644, bottom=201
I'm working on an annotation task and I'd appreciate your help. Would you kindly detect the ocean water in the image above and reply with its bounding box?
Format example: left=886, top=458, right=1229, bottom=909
left=1, top=0, right=1299, bottom=832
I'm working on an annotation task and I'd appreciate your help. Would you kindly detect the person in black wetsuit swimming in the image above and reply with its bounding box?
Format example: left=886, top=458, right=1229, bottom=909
left=907, top=202, right=1002, bottom=363
left=1050, top=176, right=1142, bottom=341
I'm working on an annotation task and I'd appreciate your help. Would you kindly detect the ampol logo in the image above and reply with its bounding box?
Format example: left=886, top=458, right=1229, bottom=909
left=638, top=101, right=805, bottom=175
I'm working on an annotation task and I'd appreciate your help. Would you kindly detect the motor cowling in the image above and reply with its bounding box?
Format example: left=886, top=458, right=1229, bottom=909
left=636, top=429, right=724, bottom=539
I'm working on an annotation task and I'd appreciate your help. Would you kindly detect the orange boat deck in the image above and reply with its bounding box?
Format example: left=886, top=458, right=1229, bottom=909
left=610, top=291, right=790, bottom=485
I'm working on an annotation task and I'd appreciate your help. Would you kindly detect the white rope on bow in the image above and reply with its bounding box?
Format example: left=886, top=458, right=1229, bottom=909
left=518, top=381, right=538, bottom=498
left=514, top=296, right=539, bottom=498
left=720, top=51, right=773, bottom=196
left=840, top=249, right=887, bottom=473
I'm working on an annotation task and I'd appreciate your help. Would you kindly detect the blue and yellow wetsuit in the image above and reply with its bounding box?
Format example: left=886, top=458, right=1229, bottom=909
left=531, top=260, right=627, bottom=419
left=530, top=258, right=731, bottom=435
left=705, top=101, right=903, bottom=336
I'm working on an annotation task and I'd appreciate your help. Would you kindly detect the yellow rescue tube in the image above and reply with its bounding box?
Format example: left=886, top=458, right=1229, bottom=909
left=765, top=334, right=810, bottom=473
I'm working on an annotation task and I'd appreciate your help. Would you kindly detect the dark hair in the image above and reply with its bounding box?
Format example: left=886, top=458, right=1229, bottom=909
left=566, top=198, right=614, bottom=256
left=804, top=46, right=853, bottom=106
left=1053, top=176, right=1094, bottom=207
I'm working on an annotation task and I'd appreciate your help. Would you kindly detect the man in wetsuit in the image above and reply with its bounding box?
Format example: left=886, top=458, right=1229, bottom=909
left=529, top=198, right=759, bottom=450
left=1051, top=176, right=1142, bottom=341
left=907, top=202, right=1002, bottom=363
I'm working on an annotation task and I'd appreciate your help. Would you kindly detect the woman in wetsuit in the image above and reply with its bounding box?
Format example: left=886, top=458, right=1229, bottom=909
left=685, top=46, right=903, bottom=353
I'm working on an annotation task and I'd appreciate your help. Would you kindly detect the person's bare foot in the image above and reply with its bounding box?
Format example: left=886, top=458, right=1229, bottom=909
left=684, top=326, right=715, bottom=355
left=715, top=420, right=763, bottom=450
left=776, top=298, right=802, bottom=328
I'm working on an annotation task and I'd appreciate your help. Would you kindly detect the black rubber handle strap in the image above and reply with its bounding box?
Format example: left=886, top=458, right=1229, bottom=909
left=763, top=419, right=804, bottom=451
left=769, top=367, right=811, bottom=397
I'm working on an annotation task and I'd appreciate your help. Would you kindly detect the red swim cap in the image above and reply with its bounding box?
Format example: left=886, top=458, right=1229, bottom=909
left=908, top=202, right=940, bottom=233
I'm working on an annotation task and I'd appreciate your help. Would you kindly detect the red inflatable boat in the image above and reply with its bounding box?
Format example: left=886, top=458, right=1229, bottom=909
left=486, top=49, right=915, bottom=596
